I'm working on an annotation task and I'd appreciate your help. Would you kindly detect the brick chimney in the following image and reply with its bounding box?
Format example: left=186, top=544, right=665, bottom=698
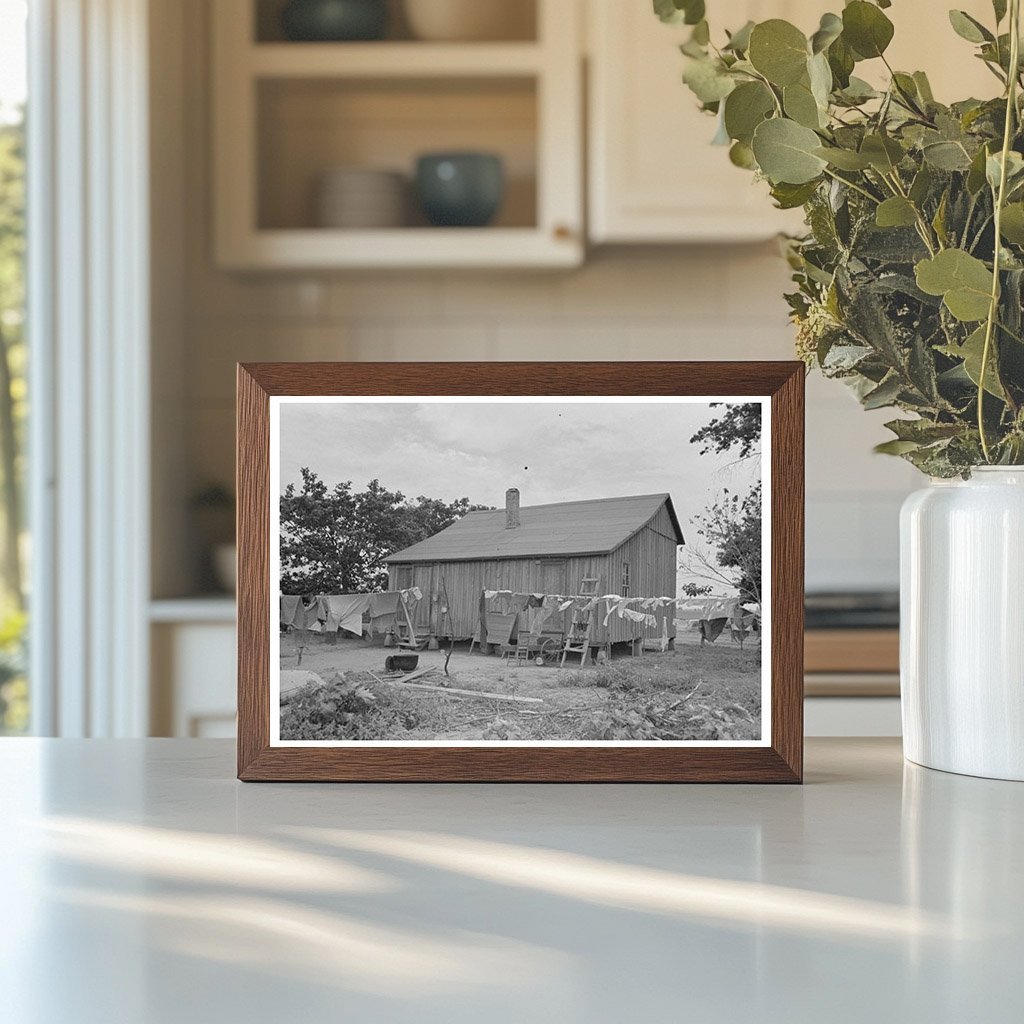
left=505, top=487, right=521, bottom=530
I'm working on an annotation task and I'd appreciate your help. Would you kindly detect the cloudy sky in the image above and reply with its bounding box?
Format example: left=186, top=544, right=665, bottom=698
left=278, top=399, right=761, bottom=544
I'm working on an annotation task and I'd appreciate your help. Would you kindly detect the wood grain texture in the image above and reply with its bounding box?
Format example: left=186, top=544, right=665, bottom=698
left=236, top=361, right=805, bottom=783
left=804, top=629, right=899, bottom=674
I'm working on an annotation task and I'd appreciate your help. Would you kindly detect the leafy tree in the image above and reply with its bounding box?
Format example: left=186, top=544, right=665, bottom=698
left=690, top=402, right=761, bottom=459
left=693, top=484, right=762, bottom=603
left=279, top=469, right=492, bottom=594
left=686, top=403, right=763, bottom=602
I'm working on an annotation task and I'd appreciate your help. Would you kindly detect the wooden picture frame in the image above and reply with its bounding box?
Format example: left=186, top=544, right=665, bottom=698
left=237, top=362, right=804, bottom=782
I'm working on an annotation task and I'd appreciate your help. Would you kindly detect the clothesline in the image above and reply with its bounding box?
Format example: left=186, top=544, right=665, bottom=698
left=483, top=589, right=758, bottom=617
left=280, top=587, right=422, bottom=634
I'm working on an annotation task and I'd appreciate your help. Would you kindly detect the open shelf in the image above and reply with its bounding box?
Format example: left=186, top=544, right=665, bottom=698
left=212, top=0, right=582, bottom=268
left=249, top=42, right=544, bottom=77
left=254, top=0, right=538, bottom=44
left=257, top=77, right=538, bottom=232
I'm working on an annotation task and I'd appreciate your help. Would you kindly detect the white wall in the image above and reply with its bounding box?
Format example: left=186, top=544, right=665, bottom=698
left=156, top=0, right=921, bottom=599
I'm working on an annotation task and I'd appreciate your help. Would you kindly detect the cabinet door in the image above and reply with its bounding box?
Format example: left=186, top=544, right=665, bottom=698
left=588, top=0, right=995, bottom=244
left=588, top=0, right=812, bottom=243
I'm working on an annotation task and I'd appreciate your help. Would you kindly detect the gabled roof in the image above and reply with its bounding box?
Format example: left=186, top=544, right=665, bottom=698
left=386, top=493, right=684, bottom=563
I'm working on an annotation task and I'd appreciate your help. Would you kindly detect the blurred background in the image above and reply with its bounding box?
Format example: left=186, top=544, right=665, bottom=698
left=0, top=0, right=997, bottom=739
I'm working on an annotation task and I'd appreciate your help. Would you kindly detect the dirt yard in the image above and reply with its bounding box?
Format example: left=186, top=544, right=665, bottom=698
left=279, top=630, right=762, bottom=742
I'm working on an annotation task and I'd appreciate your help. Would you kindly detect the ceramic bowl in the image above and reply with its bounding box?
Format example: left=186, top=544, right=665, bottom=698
left=403, top=0, right=533, bottom=41
left=415, top=152, right=504, bottom=227
left=281, top=0, right=388, bottom=42
left=316, top=168, right=407, bottom=228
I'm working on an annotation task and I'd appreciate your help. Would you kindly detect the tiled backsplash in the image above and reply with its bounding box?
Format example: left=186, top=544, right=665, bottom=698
left=180, top=247, right=917, bottom=593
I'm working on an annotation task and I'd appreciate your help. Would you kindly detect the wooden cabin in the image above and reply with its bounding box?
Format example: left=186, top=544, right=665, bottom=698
left=385, top=489, right=684, bottom=645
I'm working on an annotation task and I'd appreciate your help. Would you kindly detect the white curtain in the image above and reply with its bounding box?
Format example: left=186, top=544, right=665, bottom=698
left=28, top=0, right=150, bottom=736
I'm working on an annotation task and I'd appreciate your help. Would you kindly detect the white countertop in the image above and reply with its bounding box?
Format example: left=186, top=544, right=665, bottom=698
left=1, top=738, right=1020, bottom=1023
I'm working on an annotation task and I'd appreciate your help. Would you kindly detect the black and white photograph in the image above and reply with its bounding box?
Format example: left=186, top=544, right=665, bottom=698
left=270, top=397, right=769, bottom=746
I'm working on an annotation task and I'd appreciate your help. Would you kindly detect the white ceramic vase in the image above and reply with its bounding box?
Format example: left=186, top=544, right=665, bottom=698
left=900, top=467, right=1024, bottom=781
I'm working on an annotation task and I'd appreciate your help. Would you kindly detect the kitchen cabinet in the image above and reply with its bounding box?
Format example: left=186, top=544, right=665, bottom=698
left=150, top=600, right=237, bottom=737
left=586, top=0, right=998, bottom=244
left=211, top=0, right=583, bottom=269
left=587, top=0, right=814, bottom=243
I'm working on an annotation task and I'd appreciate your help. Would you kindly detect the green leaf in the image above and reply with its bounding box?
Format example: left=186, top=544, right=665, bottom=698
left=842, top=1, right=895, bottom=59
left=923, top=140, right=972, bottom=171
left=814, top=146, right=872, bottom=170
left=885, top=418, right=963, bottom=443
left=784, top=80, right=824, bottom=129
left=723, top=81, right=775, bottom=144
left=986, top=150, right=1024, bottom=191
left=875, top=439, right=922, bottom=455
left=653, top=0, right=705, bottom=26
left=862, top=374, right=903, bottom=409
left=770, top=180, right=820, bottom=209
left=860, top=133, right=904, bottom=173
left=683, top=57, right=736, bottom=104
left=729, top=140, right=757, bottom=169
left=915, top=249, right=994, bottom=321
left=751, top=118, right=828, bottom=184
left=827, top=35, right=856, bottom=88
left=967, top=144, right=991, bottom=193
left=807, top=51, right=833, bottom=109
left=748, top=20, right=809, bottom=86
left=948, top=10, right=994, bottom=44
left=876, top=197, right=918, bottom=228
left=939, top=325, right=1006, bottom=397
left=909, top=164, right=933, bottom=205
left=810, top=12, right=843, bottom=54
left=913, top=71, right=935, bottom=104
left=1000, top=203, right=1024, bottom=244
left=724, top=20, right=755, bottom=53
left=836, top=76, right=879, bottom=104
left=932, top=190, right=950, bottom=246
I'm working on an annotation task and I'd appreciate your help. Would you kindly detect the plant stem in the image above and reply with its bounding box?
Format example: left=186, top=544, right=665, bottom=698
left=979, top=0, right=1021, bottom=462
left=884, top=170, right=939, bottom=254
left=822, top=167, right=879, bottom=205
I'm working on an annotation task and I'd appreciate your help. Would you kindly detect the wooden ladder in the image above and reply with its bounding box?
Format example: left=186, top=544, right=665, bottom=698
left=560, top=578, right=599, bottom=668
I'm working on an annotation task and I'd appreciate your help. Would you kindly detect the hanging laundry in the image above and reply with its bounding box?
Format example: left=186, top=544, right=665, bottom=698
left=530, top=602, right=557, bottom=634
left=326, top=594, right=373, bottom=636
left=368, top=592, right=401, bottom=618
left=699, top=617, right=728, bottom=644
left=280, top=595, right=300, bottom=627
left=602, top=596, right=632, bottom=626
left=291, top=597, right=320, bottom=631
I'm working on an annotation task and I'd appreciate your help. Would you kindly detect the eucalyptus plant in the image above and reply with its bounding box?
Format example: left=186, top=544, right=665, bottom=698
left=657, top=0, right=1024, bottom=475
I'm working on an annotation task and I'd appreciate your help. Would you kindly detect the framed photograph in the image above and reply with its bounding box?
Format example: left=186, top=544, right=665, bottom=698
left=237, top=362, right=803, bottom=782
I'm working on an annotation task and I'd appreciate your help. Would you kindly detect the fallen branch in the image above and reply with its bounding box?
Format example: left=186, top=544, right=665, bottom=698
left=388, top=666, right=441, bottom=685
left=366, top=670, right=542, bottom=705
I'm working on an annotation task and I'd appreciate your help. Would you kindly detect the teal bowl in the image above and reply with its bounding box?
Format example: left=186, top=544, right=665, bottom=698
left=281, top=0, right=388, bottom=42
left=415, top=152, right=505, bottom=228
